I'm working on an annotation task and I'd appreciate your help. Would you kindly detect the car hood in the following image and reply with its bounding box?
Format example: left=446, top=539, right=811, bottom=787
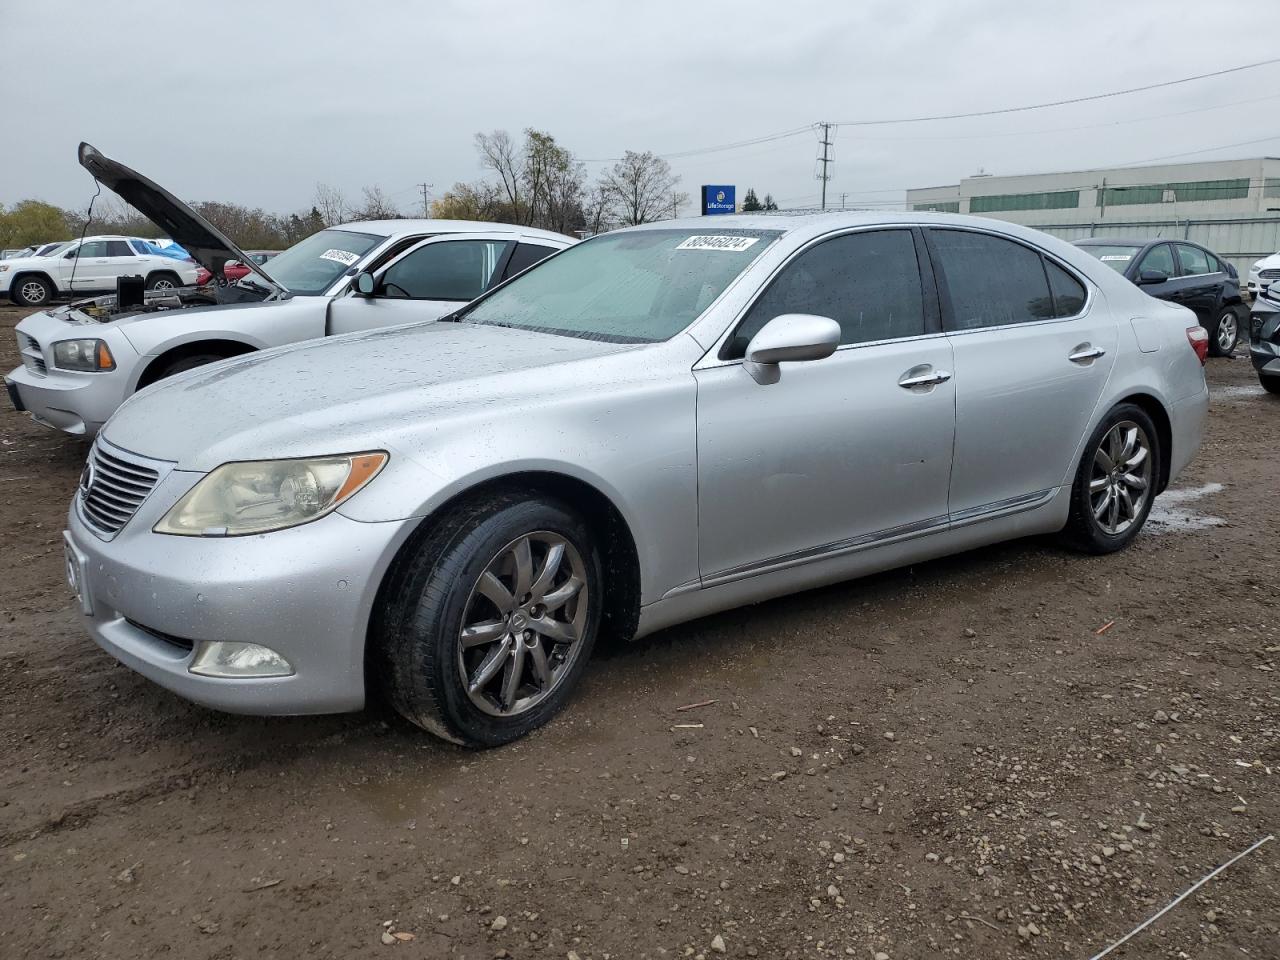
left=78, top=142, right=284, bottom=294
left=102, top=321, right=642, bottom=470
left=1252, top=252, right=1280, bottom=272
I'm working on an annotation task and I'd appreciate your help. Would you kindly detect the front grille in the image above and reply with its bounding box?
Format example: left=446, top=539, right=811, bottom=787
left=1260, top=269, right=1280, bottom=280
left=80, top=444, right=160, bottom=535
left=18, top=332, right=46, bottom=375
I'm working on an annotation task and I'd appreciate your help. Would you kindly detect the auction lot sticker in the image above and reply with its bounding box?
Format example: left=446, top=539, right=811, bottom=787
left=320, top=249, right=361, bottom=266
left=676, top=236, right=760, bottom=252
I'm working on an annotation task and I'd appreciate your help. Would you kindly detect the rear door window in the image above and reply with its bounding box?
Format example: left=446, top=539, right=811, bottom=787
left=1045, top=260, right=1087, bottom=317
left=501, top=243, right=559, bottom=281
left=76, top=241, right=108, bottom=258
left=1175, top=244, right=1213, bottom=277
left=105, top=240, right=135, bottom=258
left=928, top=229, right=1055, bottom=329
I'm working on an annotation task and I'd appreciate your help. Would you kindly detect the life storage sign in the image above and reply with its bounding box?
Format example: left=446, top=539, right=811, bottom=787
left=701, top=185, right=736, bottom=215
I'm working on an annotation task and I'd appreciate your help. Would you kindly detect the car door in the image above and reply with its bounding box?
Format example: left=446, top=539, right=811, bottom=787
left=1131, top=242, right=1180, bottom=305
left=695, top=227, right=956, bottom=582
left=326, top=236, right=512, bottom=335
left=64, top=240, right=112, bottom=291
left=925, top=227, right=1117, bottom=517
left=1171, top=243, right=1221, bottom=324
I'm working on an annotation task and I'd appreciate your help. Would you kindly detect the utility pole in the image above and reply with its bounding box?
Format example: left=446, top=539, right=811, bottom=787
left=816, top=122, right=833, bottom=211
left=418, top=183, right=433, bottom=218
left=841, top=192, right=847, bottom=210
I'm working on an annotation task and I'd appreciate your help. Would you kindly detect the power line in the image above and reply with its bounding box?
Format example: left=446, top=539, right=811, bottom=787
left=832, top=56, right=1280, bottom=127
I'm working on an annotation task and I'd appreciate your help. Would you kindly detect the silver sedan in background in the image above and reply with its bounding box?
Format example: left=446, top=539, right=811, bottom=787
left=63, top=212, right=1209, bottom=746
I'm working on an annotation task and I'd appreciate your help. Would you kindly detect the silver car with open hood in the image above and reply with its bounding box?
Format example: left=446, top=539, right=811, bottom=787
left=5, top=143, right=571, bottom=436
left=62, top=213, right=1209, bottom=746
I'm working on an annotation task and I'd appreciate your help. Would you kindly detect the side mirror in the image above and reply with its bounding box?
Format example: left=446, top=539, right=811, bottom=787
left=1137, top=269, right=1169, bottom=285
left=743, top=313, right=841, bottom=385
left=354, top=271, right=377, bottom=296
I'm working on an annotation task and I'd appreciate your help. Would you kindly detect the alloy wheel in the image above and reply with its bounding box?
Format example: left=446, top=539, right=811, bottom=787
left=457, top=531, right=590, bottom=717
left=151, top=278, right=176, bottom=291
left=1089, top=420, right=1153, bottom=536
left=19, top=281, right=46, bottom=305
left=1216, top=312, right=1236, bottom=352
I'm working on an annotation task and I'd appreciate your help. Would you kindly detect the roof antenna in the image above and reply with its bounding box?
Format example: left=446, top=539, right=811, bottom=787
left=68, top=178, right=102, bottom=293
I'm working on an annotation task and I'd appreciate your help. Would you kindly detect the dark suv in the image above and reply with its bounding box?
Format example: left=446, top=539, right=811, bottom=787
left=1075, top=238, right=1247, bottom=356
left=1248, top=289, right=1280, bottom=394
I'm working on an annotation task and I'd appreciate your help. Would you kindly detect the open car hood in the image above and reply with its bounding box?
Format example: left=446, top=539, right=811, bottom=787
left=77, top=142, right=285, bottom=294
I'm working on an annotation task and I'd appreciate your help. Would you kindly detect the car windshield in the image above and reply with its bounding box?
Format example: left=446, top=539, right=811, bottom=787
left=458, top=228, right=781, bottom=343
left=1078, top=243, right=1143, bottom=273
left=260, top=229, right=382, bottom=295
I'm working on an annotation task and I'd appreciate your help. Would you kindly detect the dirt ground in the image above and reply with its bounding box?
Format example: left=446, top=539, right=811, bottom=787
left=0, top=301, right=1276, bottom=960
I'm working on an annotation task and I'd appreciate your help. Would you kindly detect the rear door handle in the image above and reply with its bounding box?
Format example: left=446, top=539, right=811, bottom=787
left=898, top=365, right=952, bottom=389
left=1068, top=344, right=1106, bottom=364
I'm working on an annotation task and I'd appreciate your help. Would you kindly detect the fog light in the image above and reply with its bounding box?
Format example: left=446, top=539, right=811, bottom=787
left=189, top=641, right=293, bottom=678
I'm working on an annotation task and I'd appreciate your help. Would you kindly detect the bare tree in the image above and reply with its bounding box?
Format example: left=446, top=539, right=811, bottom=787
left=600, top=151, right=682, bottom=226
left=313, top=183, right=349, bottom=227
left=476, top=130, right=524, bottom=223
left=581, top=183, right=612, bottom=237
left=353, top=185, right=400, bottom=221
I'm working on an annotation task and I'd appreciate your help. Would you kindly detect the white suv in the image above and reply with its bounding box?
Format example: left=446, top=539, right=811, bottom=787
left=0, top=235, right=199, bottom=306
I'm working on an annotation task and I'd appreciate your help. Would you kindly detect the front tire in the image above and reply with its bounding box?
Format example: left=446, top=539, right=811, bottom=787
left=372, top=490, right=602, bottom=747
left=13, top=276, right=52, bottom=306
left=1207, top=309, right=1239, bottom=357
left=1261, top=374, right=1280, bottom=396
left=1060, top=404, right=1160, bottom=554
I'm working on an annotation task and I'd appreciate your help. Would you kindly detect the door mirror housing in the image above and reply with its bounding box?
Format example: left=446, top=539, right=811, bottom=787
left=354, top=271, right=377, bottom=296
left=743, top=313, right=841, bottom=384
left=1137, top=268, right=1169, bottom=285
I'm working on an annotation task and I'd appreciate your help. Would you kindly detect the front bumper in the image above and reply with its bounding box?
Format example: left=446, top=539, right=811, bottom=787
left=6, top=361, right=131, bottom=436
left=1249, top=337, right=1280, bottom=375
left=64, top=460, right=416, bottom=716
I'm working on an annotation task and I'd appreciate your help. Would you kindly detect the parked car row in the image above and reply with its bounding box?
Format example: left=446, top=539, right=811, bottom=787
left=4, top=144, right=1212, bottom=748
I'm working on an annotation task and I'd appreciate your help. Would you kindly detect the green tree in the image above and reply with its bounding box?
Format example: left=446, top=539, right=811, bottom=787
left=741, top=188, right=762, bottom=212
left=0, top=200, right=72, bottom=248
left=763, top=193, right=779, bottom=211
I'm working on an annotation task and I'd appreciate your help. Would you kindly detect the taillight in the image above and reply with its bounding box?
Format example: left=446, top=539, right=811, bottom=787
left=1186, top=325, right=1209, bottom=364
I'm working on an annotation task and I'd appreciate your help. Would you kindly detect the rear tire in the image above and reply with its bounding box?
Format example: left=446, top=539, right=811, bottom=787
left=13, top=275, right=52, bottom=306
left=145, top=272, right=181, bottom=292
left=1261, top=374, right=1280, bottom=395
left=1206, top=309, right=1239, bottom=357
left=372, top=490, right=602, bottom=747
left=1059, top=403, right=1161, bottom=554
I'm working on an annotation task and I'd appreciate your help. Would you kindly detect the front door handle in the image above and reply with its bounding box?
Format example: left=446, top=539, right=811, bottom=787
left=898, top=365, right=952, bottom=389
left=1068, top=344, right=1106, bottom=364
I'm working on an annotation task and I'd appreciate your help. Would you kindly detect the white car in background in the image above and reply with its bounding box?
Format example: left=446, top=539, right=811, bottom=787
left=1247, top=252, right=1280, bottom=297
left=5, top=143, right=572, bottom=437
left=1, top=235, right=200, bottom=306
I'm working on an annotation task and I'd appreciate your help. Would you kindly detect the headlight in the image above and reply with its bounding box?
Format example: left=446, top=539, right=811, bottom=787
left=154, top=452, right=387, bottom=536
left=53, top=338, right=115, bottom=371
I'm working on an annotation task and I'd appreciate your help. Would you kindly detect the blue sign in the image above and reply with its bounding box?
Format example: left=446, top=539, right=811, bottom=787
left=701, top=184, right=736, bottom=215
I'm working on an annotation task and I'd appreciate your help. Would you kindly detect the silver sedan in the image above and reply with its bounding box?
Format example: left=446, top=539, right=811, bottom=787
left=63, top=213, right=1209, bottom=746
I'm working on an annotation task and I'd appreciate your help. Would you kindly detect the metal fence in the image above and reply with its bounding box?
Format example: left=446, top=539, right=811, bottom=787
left=1030, top=215, right=1280, bottom=277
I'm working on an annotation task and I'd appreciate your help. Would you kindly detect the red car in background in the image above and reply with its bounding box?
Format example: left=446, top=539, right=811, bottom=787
left=194, top=250, right=279, bottom=286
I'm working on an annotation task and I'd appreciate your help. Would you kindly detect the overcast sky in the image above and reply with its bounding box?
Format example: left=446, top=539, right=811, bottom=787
left=3, top=0, right=1275, bottom=217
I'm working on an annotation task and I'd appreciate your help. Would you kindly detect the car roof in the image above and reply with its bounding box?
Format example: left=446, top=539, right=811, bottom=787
left=337, top=219, right=574, bottom=244
left=617, top=210, right=1110, bottom=248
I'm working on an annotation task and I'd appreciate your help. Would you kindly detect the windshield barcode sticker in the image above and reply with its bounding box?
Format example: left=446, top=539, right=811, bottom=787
left=319, top=249, right=360, bottom=266
left=1099, top=255, right=1132, bottom=262
left=676, top=236, right=760, bottom=252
